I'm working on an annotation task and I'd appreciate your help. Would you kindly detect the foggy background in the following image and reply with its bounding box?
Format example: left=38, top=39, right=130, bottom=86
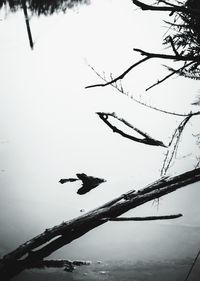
left=0, top=0, right=200, bottom=276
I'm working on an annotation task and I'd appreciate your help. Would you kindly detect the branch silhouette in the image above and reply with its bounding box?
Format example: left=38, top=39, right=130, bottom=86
left=1, top=167, right=200, bottom=280
left=86, top=49, right=200, bottom=89
left=132, top=0, right=200, bottom=15
left=96, top=112, right=166, bottom=147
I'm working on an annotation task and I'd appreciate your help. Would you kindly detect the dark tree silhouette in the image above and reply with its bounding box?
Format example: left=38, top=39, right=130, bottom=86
left=0, top=0, right=200, bottom=280
left=0, top=0, right=90, bottom=49
left=0, top=0, right=90, bottom=15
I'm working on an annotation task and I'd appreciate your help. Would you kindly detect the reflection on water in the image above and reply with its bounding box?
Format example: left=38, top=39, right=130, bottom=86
left=0, top=0, right=90, bottom=15
left=13, top=259, right=200, bottom=281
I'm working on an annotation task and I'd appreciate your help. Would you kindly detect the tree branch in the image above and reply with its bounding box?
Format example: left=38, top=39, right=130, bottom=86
left=86, top=63, right=193, bottom=117
left=132, top=0, right=200, bottom=15
left=133, top=48, right=200, bottom=62
left=22, top=0, right=34, bottom=50
left=1, top=167, right=200, bottom=279
left=85, top=49, right=200, bottom=90
left=146, top=61, right=195, bottom=91
left=161, top=113, right=194, bottom=176
left=96, top=112, right=166, bottom=147
left=85, top=57, right=149, bottom=89
left=108, top=214, right=183, bottom=221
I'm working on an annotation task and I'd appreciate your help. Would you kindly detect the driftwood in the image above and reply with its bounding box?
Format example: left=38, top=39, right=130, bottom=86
left=59, top=173, right=106, bottom=194
left=0, top=167, right=200, bottom=280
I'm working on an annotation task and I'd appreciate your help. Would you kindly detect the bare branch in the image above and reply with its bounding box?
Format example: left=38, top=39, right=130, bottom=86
left=161, top=114, right=193, bottom=176
left=132, top=0, right=200, bottom=15
left=168, top=36, right=179, bottom=56
left=86, top=49, right=200, bottom=90
left=146, top=61, right=194, bottom=91
left=96, top=112, right=166, bottom=147
left=133, top=48, right=200, bottom=62
left=86, top=64, right=192, bottom=117
left=85, top=57, right=149, bottom=89
left=108, top=214, right=183, bottom=221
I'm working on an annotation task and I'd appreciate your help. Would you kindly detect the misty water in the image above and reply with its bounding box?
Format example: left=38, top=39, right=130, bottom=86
left=1, top=0, right=200, bottom=280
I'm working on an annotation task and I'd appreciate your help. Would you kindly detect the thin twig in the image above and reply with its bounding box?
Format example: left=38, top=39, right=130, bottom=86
left=108, top=214, right=182, bottom=221
left=86, top=48, right=200, bottom=89
left=168, top=36, right=179, bottom=56
left=161, top=114, right=193, bottom=176
left=146, top=61, right=194, bottom=91
left=184, top=248, right=200, bottom=281
left=85, top=57, right=149, bottom=89
left=86, top=64, right=192, bottom=117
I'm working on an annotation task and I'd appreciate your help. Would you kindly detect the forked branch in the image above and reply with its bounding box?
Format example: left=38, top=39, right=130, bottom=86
left=97, top=112, right=166, bottom=147
left=85, top=49, right=200, bottom=89
left=161, top=112, right=200, bottom=176
left=133, top=48, right=200, bottom=62
left=86, top=64, right=195, bottom=117
left=132, top=0, right=200, bottom=15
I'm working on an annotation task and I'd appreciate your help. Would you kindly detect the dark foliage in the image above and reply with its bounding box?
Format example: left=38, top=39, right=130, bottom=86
left=163, top=0, right=200, bottom=79
left=0, top=0, right=90, bottom=15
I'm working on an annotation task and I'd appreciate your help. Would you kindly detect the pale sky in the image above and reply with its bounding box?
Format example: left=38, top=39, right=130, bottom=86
left=0, top=0, right=200, bottom=263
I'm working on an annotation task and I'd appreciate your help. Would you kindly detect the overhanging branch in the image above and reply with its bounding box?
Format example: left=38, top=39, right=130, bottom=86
left=85, top=49, right=200, bottom=90
left=132, top=0, right=200, bottom=15
left=85, top=57, right=149, bottom=88
left=146, top=61, right=194, bottom=91
left=133, top=48, right=200, bottom=62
